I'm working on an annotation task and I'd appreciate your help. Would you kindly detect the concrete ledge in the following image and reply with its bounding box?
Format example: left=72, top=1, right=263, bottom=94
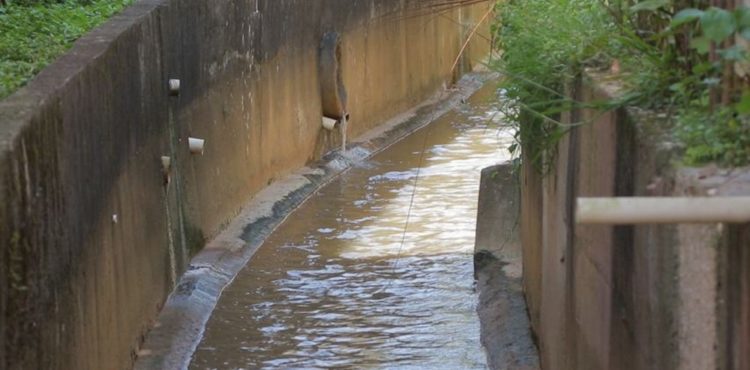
left=474, top=163, right=539, bottom=370
left=475, top=163, right=521, bottom=263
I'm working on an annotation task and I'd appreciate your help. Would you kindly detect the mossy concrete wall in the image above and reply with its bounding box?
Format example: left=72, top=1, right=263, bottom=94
left=520, top=72, right=750, bottom=370
left=0, top=1, right=490, bottom=368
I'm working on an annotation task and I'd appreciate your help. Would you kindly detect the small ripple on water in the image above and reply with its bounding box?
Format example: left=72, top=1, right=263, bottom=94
left=190, top=82, right=512, bottom=370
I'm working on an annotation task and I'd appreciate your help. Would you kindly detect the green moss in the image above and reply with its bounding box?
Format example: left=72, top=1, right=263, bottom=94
left=0, top=0, right=133, bottom=99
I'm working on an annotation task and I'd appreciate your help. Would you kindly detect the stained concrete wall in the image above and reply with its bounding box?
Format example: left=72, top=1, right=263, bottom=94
left=0, top=1, right=490, bottom=369
left=520, top=71, right=750, bottom=370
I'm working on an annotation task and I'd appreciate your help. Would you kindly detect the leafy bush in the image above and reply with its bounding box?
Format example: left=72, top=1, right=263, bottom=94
left=668, top=6, right=750, bottom=166
left=677, top=104, right=750, bottom=166
left=0, top=0, right=132, bottom=99
left=494, top=0, right=750, bottom=168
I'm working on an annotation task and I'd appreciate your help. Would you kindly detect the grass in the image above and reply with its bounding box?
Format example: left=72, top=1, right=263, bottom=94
left=0, top=0, right=133, bottom=99
left=492, top=0, right=619, bottom=170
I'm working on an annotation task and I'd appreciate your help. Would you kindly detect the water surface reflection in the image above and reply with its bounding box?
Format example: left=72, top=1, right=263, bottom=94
left=191, top=83, right=511, bottom=369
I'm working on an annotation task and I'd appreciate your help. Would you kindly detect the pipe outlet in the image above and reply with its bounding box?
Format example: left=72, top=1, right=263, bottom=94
left=169, top=79, right=181, bottom=96
left=188, top=138, right=205, bottom=155
left=322, top=117, right=338, bottom=130
left=161, top=156, right=172, bottom=185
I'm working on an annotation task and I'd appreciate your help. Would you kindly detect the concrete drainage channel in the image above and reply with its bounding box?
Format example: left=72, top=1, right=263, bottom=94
left=134, top=72, right=536, bottom=369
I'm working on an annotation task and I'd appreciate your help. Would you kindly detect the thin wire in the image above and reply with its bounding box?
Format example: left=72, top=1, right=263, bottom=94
left=374, top=107, right=440, bottom=296
left=394, top=120, right=432, bottom=267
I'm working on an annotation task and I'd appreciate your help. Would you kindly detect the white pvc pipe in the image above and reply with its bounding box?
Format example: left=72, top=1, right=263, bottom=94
left=188, top=137, right=205, bottom=155
left=161, top=156, right=172, bottom=171
left=576, top=197, right=750, bottom=224
left=322, top=117, right=337, bottom=130
left=169, top=79, right=181, bottom=96
left=161, top=156, right=172, bottom=185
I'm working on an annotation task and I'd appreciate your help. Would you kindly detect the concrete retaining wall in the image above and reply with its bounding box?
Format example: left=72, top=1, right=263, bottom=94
left=0, top=1, right=490, bottom=368
left=520, top=72, right=750, bottom=370
left=474, top=164, right=540, bottom=370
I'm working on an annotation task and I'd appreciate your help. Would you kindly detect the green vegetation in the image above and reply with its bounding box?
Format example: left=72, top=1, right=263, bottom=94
left=0, top=0, right=133, bottom=99
left=670, top=6, right=750, bottom=166
left=493, top=0, right=619, bottom=170
left=493, top=0, right=750, bottom=168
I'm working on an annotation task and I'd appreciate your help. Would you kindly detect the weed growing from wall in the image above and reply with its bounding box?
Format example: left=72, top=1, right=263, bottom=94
left=491, top=0, right=620, bottom=171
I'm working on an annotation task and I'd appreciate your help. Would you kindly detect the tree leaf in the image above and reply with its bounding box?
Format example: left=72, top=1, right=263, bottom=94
left=718, top=45, right=746, bottom=61
left=631, top=0, right=669, bottom=12
left=672, top=8, right=703, bottom=27
left=692, top=61, right=713, bottom=74
left=735, top=91, right=750, bottom=115
left=690, top=36, right=711, bottom=54
left=702, top=77, right=721, bottom=86
left=735, top=6, right=750, bottom=28
left=701, top=7, right=737, bottom=42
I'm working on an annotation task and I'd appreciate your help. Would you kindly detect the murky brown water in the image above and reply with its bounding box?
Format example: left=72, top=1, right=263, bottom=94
left=190, top=83, right=511, bottom=369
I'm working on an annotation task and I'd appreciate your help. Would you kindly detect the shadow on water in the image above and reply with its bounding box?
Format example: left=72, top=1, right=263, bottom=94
left=190, top=82, right=512, bottom=369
